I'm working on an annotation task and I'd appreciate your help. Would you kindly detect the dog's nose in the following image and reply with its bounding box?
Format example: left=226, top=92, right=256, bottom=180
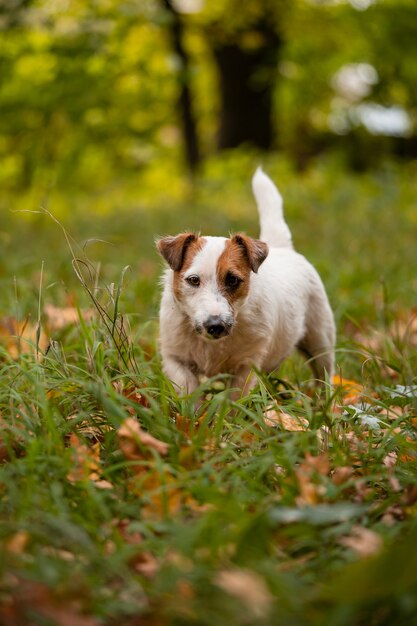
left=203, top=316, right=228, bottom=339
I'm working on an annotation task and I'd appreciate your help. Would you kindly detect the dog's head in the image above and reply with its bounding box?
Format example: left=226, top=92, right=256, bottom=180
left=157, top=233, right=268, bottom=341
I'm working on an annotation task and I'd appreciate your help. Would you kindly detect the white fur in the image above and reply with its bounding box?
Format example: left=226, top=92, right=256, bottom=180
left=158, top=169, right=335, bottom=394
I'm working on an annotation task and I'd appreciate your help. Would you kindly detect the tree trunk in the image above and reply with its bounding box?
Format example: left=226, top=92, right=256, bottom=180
left=162, top=0, right=200, bottom=172
left=213, top=26, right=281, bottom=151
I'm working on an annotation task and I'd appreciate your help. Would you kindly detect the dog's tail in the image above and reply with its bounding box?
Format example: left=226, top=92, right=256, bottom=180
left=252, top=167, right=293, bottom=249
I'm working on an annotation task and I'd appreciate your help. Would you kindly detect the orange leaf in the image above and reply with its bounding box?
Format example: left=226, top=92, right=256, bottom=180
left=332, top=374, right=364, bottom=404
left=6, top=531, right=29, bottom=554
left=117, top=418, right=169, bottom=461
left=112, top=381, right=149, bottom=413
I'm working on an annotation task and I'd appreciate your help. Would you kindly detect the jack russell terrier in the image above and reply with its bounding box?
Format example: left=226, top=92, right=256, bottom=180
left=157, top=168, right=335, bottom=395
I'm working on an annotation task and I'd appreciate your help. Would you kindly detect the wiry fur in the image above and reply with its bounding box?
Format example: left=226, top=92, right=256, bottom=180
left=157, top=168, right=335, bottom=394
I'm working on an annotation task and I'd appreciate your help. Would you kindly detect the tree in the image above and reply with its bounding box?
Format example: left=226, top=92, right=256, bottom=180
left=211, top=20, right=281, bottom=150
left=161, top=0, right=200, bottom=172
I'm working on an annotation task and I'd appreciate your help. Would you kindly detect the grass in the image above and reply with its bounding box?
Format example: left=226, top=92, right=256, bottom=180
left=0, top=154, right=417, bottom=625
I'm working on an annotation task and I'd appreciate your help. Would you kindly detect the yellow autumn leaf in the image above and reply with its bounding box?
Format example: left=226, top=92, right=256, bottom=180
left=332, top=374, right=364, bottom=405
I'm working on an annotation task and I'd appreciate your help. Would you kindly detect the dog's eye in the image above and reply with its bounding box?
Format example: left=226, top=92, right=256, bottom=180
left=225, top=273, right=242, bottom=290
left=186, top=275, right=200, bottom=287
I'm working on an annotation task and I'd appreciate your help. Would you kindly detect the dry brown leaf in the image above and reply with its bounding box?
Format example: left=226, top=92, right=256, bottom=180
left=339, top=525, right=383, bottom=558
left=44, top=303, right=94, bottom=332
left=133, top=551, right=159, bottom=578
left=383, top=451, right=398, bottom=469
left=175, top=413, right=206, bottom=438
left=176, top=579, right=195, bottom=601
left=136, top=470, right=181, bottom=518
left=118, top=417, right=169, bottom=460
left=295, top=453, right=329, bottom=505
left=112, top=381, right=149, bottom=413
left=95, top=479, right=114, bottom=490
left=216, top=569, right=272, bottom=619
left=6, top=531, right=29, bottom=555
left=264, top=407, right=308, bottom=431
left=67, top=434, right=101, bottom=483
left=303, top=452, right=330, bottom=475
left=178, top=445, right=200, bottom=469
left=66, top=413, right=113, bottom=441
left=381, top=504, right=405, bottom=527
left=0, top=580, right=99, bottom=626
left=0, top=316, right=49, bottom=358
left=331, top=466, right=354, bottom=486
left=127, top=468, right=199, bottom=519
left=390, top=307, right=417, bottom=347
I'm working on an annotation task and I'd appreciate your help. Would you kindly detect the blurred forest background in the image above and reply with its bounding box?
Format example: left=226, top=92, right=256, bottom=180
left=0, top=0, right=417, bottom=322
left=1, top=0, right=417, bottom=181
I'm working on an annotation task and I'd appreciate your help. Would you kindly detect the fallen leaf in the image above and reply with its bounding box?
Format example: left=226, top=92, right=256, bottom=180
left=0, top=316, right=49, bottom=358
left=118, top=417, right=169, bottom=460
left=0, top=580, right=99, bottom=626
left=44, top=303, right=94, bottom=332
left=6, top=531, right=29, bottom=555
left=382, top=451, right=398, bottom=469
left=332, top=374, right=363, bottom=405
left=130, top=469, right=181, bottom=518
left=339, top=525, right=383, bottom=558
left=112, top=381, right=149, bottom=413
left=67, top=434, right=101, bottom=483
left=391, top=307, right=417, bottom=347
left=331, top=466, right=354, bottom=486
left=215, top=569, right=272, bottom=619
left=302, top=452, right=330, bottom=475
left=133, top=551, right=159, bottom=578
left=66, top=413, right=113, bottom=441
left=264, top=407, right=308, bottom=431
left=295, top=453, right=329, bottom=505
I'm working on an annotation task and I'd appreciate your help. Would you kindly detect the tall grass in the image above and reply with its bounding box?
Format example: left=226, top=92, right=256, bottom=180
left=0, top=155, right=416, bottom=625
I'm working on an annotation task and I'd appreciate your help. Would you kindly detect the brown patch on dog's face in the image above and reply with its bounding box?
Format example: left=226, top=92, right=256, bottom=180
left=216, top=233, right=268, bottom=305
left=156, top=233, right=206, bottom=300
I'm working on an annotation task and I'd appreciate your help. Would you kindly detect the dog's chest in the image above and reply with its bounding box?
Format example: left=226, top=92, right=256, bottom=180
left=181, top=321, right=266, bottom=377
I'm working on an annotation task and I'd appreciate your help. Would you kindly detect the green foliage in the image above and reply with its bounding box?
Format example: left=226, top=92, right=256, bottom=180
left=1, top=0, right=416, bottom=191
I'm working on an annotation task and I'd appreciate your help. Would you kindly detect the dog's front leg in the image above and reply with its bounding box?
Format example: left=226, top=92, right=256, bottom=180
left=162, top=355, right=198, bottom=395
left=230, top=365, right=259, bottom=399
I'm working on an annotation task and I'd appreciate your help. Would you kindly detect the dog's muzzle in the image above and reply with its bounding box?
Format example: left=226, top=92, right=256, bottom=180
left=202, top=315, right=231, bottom=340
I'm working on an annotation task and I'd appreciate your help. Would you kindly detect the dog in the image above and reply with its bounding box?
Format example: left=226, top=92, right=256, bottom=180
left=156, top=168, right=335, bottom=395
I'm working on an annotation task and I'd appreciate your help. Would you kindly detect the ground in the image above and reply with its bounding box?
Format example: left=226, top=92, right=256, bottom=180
left=0, top=155, right=416, bottom=626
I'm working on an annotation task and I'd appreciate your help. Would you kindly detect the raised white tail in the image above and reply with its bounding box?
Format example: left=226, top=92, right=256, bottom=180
left=252, top=167, right=293, bottom=249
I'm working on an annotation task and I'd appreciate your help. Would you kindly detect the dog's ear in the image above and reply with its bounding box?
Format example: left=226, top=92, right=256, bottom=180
left=231, top=233, right=268, bottom=273
left=156, top=233, right=198, bottom=272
